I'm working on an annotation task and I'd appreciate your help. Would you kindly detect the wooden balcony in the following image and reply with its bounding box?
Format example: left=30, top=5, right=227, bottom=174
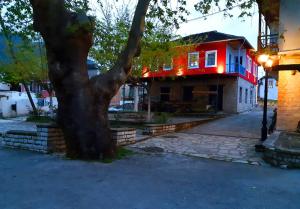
left=257, top=34, right=279, bottom=54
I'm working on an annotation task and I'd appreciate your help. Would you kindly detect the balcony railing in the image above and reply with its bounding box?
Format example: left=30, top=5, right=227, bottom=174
left=226, top=63, right=246, bottom=76
left=257, top=34, right=279, bottom=53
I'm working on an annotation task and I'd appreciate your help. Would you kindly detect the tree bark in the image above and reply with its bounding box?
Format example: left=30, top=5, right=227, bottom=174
left=29, top=0, right=151, bottom=159
left=22, top=83, right=38, bottom=116
left=133, top=86, right=139, bottom=112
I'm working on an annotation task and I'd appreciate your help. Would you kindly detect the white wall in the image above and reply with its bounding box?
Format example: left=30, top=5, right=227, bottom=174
left=258, top=78, right=278, bottom=101
left=237, top=78, right=256, bottom=112
left=279, top=0, right=300, bottom=52
left=0, top=83, right=10, bottom=91
left=0, top=91, right=37, bottom=118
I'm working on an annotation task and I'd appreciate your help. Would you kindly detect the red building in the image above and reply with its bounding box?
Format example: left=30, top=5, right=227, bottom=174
left=143, top=31, right=259, bottom=113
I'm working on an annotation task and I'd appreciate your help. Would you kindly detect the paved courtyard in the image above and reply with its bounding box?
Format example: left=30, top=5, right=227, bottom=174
left=131, top=109, right=270, bottom=165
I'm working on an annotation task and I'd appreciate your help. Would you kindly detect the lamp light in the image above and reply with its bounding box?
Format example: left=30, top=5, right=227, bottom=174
left=265, top=59, right=273, bottom=68
left=176, top=68, right=183, bottom=76
left=217, top=65, right=224, bottom=74
left=258, top=54, right=269, bottom=65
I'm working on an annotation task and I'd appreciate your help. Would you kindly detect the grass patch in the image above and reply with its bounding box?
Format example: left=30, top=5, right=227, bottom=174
left=26, top=115, right=54, bottom=123
left=101, top=147, right=135, bottom=163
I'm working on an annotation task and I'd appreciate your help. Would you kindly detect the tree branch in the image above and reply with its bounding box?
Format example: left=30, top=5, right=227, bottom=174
left=92, top=0, right=151, bottom=97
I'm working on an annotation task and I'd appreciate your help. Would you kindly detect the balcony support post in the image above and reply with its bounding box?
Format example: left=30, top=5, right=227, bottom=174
left=258, top=4, right=262, bottom=50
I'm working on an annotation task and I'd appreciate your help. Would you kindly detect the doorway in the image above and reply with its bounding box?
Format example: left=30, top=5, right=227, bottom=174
left=209, top=85, right=223, bottom=111
left=182, top=86, right=194, bottom=101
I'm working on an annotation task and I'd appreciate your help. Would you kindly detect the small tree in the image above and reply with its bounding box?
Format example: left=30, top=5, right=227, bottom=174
left=0, top=2, right=48, bottom=115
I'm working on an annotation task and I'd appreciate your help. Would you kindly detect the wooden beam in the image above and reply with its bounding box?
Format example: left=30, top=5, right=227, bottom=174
left=271, top=64, right=300, bottom=72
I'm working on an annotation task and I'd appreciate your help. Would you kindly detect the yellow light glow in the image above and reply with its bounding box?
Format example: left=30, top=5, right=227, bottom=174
left=176, top=68, right=183, bottom=76
left=143, top=72, right=149, bottom=78
left=265, top=59, right=273, bottom=68
left=217, top=65, right=224, bottom=74
left=258, top=54, right=269, bottom=65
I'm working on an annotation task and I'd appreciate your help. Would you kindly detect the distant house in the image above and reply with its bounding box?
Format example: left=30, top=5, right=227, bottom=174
left=142, top=31, right=259, bottom=113
left=258, top=76, right=278, bottom=101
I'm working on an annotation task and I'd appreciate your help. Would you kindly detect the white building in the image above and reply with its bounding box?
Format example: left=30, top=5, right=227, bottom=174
left=0, top=91, right=37, bottom=118
left=0, top=83, right=10, bottom=91
left=258, top=77, right=278, bottom=101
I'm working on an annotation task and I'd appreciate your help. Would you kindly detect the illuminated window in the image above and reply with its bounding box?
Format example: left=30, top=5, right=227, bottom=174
left=188, top=52, right=199, bottom=69
left=205, top=50, right=217, bottom=67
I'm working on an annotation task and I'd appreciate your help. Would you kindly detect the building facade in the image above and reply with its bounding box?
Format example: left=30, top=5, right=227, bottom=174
left=258, top=76, right=278, bottom=101
left=257, top=0, right=300, bottom=131
left=143, top=31, right=258, bottom=113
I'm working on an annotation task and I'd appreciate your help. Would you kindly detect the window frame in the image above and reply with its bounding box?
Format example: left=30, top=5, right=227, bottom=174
left=239, top=87, right=243, bottom=103
left=205, top=50, right=218, bottom=68
left=188, top=52, right=200, bottom=69
left=163, top=58, right=173, bottom=71
left=245, top=88, right=248, bottom=104
left=268, top=80, right=274, bottom=88
left=247, top=56, right=252, bottom=72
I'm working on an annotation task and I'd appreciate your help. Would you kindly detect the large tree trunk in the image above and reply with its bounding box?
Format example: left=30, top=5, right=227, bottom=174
left=29, top=0, right=151, bottom=159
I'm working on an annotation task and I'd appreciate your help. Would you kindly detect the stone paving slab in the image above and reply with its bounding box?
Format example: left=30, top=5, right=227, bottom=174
left=130, top=132, right=265, bottom=166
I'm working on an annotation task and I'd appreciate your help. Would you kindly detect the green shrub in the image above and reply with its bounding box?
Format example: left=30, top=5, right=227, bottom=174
left=26, top=115, right=54, bottom=123
left=154, top=112, right=170, bottom=124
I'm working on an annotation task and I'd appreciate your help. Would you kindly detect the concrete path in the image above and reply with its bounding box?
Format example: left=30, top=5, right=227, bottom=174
left=0, top=147, right=299, bottom=209
left=132, top=109, right=271, bottom=165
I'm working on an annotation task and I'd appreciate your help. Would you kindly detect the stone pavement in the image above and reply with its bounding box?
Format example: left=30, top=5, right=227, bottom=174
left=131, top=109, right=269, bottom=165
left=130, top=132, right=263, bottom=165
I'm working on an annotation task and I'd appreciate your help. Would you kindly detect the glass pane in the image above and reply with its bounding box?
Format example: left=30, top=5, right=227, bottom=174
left=189, top=53, right=199, bottom=68
left=207, top=53, right=215, bottom=66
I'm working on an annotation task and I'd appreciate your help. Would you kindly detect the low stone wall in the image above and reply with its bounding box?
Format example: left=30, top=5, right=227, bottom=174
left=264, top=148, right=300, bottom=168
left=37, top=124, right=66, bottom=153
left=1, top=124, right=66, bottom=153
left=2, top=130, right=47, bottom=153
left=174, top=119, right=214, bottom=132
left=143, top=118, right=216, bottom=136
left=143, top=124, right=176, bottom=136
left=111, top=128, right=136, bottom=145
left=109, top=112, right=154, bottom=123
left=263, top=131, right=300, bottom=168
left=1, top=124, right=136, bottom=154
